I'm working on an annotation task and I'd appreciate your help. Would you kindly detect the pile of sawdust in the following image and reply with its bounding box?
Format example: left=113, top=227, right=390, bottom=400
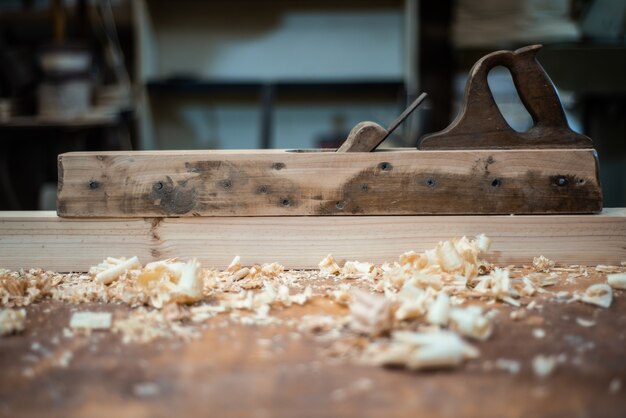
left=1, top=235, right=624, bottom=375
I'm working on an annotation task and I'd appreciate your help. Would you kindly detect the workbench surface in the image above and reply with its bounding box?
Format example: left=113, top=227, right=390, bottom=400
left=1, top=268, right=625, bottom=418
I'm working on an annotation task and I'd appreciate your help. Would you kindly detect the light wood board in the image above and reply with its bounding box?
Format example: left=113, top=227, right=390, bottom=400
left=57, top=149, right=602, bottom=217
left=1, top=209, right=625, bottom=272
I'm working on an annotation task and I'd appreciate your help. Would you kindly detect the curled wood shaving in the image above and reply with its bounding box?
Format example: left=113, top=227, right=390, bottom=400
left=228, top=268, right=250, bottom=282
left=364, top=330, right=479, bottom=370
left=449, top=306, right=493, bottom=341
left=261, top=263, right=284, bottom=277
left=329, top=283, right=352, bottom=306
left=581, top=283, right=613, bottom=308
left=0, top=308, right=26, bottom=336
left=93, top=256, right=141, bottom=284
left=595, top=265, right=621, bottom=273
left=0, top=269, right=62, bottom=307
left=607, top=273, right=626, bottom=290
left=225, top=256, right=241, bottom=273
left=394, top=285, right=431, bottom=321
left=319, top=255, right=341, bottom=275
left=532, top=256, right=555, bottom=273
left=426, top=292, right=450, bottom=326
left=349, top=290, right=394, bottom=337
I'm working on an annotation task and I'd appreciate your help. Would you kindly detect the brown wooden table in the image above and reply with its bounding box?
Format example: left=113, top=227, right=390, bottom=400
left=1, top=271, right=625, bottom=418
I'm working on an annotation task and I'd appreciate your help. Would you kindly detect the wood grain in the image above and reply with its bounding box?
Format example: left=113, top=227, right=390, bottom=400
left=57, top=148, right=602, bottom=217
left=1, top=210, right=624, bottom=272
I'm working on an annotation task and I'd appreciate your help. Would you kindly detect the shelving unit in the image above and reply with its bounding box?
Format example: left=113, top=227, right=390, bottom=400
left=134, top=0, right=418, bottom=150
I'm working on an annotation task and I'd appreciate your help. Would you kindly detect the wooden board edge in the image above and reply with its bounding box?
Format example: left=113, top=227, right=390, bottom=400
left=1, top=210, right=625, bottom=272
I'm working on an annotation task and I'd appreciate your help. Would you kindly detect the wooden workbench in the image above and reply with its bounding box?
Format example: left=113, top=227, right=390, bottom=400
left=1, top=270, right=625, bottom=418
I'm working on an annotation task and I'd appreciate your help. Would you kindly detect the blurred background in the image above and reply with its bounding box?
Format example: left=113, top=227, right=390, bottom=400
left=0, top=0, right=624, bottom=210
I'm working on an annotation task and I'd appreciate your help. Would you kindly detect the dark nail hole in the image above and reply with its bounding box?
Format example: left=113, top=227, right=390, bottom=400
left=336, top=201, right=347, bottom=210
left=556, top=176, right=568, bottom=187
left=257, top=185, right=268, bottom=194
left=281, top=198, right=291, bottom=207
left=221, top=179, right=232, bottom=189
left=273, top=162, right=285, bottom=170
left=88, top=180, right=99, bottom=190
left=491, top=178, right=501, bottom=188
left=425, top=177, right=436, bottom=188
left=360, top=184, right=369, bottom=192
left=154, top=181, right=163, bottom=191
left=378, top=162, right=392, bottom=171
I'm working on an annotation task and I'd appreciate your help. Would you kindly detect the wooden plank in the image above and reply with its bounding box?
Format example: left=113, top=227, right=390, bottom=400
left=1, top=210, right=625, bottom=272
left=57, top=149, right=602, bottom=217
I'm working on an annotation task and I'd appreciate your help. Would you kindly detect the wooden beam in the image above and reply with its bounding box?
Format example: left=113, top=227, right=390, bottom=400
left=1, top=210, right=624, bottom=272
left=57, top=149, right=602, bottom=217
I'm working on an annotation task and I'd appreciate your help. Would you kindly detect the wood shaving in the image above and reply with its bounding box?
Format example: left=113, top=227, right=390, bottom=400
left=228, top=268, right=250, bottom=282
left=495, top=358, right=521, bottom=374
left=319, top=254, right=341, bottom=275
left=261, top=263, right=284, bottom=277
left=449, top=306, right=493, bottom=341
left=580, top=283, right=612, bottom=308
left=0, top=308, right=26, bottom=336
left=607, top=273, right=626, bottom=290
left=595, top=265, right=621, bottom=273
left=576, top=318, right=596, bottom=327
left=532, top=256, right=555, bottom=273
left=69, top=311, right=112, bottom=330
left=93, top=256, right=141, bottom=284
left=54, top=350, right=73, bottom=368
left=364, top=330, right=479, bottom=370
left=426, top=292, right=450, bottom=326
left=2, top=233, right=622, bottom=378
left=525, top=272, right=559, bottom=287
left=329, top=283, right=352, bottom=306
left=349, top=290, right=393, bottom=337
left=532, top=328, right=546, bottom=339
left=225, top=256, right=241, bottom=273
left=509, top=309, right=527, bottom=321
left=1, top=269, right=63, bottom=307
left=532, top=354, right=557, bottom=378
left=112, top=305, right=196, bottom=344
left=342, top=261, right=375, bottom=278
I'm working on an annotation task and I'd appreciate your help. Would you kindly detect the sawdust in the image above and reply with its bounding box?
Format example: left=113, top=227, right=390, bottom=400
left=1, top=235, right=625, bottom=375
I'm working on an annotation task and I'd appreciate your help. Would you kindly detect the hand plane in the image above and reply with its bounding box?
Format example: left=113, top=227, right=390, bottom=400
left=57, top=45, right=602, bottom=217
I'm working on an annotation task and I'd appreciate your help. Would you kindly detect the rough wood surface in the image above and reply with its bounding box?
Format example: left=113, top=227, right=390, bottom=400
left=1, top=271, right=625, bottom=418
left=418, top=45, right=593, bottom=150
left=1, top=210, right=624, bottom=272
left=57, top=148, right=602, bottom=217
